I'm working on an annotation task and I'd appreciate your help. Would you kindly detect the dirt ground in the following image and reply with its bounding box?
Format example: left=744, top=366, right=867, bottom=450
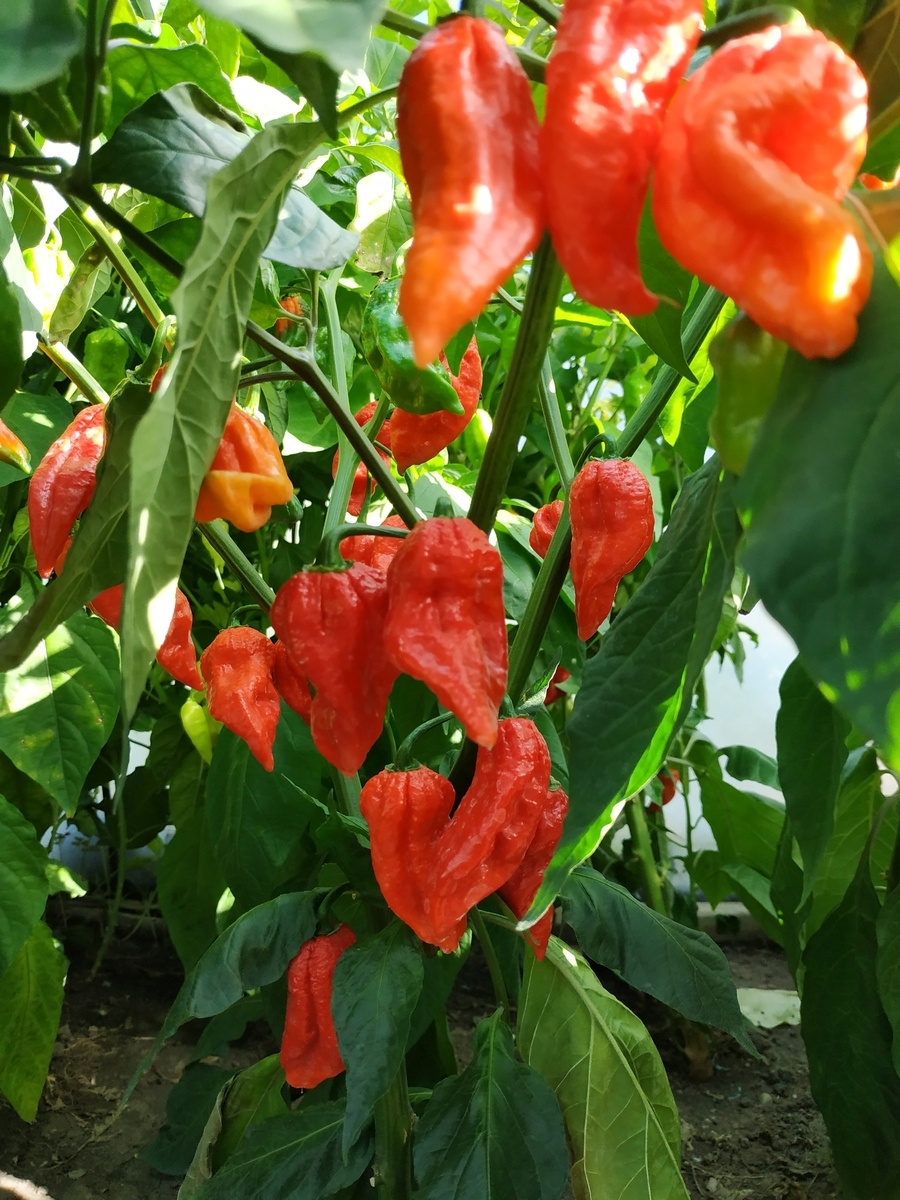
left=0, top=920, right=840, bottom=1200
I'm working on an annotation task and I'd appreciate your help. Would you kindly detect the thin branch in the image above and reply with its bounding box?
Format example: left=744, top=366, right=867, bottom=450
left=37, top=335, right=110, bottom=405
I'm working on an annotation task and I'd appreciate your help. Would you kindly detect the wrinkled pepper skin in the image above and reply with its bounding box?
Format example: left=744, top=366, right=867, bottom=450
left=200, top=627, right=281, bottom=771
left=653, top=24, right=872, bottom=359
left=340, top=514, right=407, bottom=573
left=272, top=642, right=312, bottom=724
left=331, top=401, right=392, bottom=518
left=360, top=718, right=551, bottom=952
left=280, top=924, right=357, bottom=1090
left=275, top=295, right=304, bottom=338
left=529, top=499, right=564, bottom=559
left=89, top=584, right=203, bottom=691
left=391, top=338, right=483, bottom=474
left=271, top=564, right=399, bottom=775
left=708, top=314, right=788, bottom=474
left=0, top=418, right=31, bottom=474
left=569, top=459, right=654, bottom=640
left=384, top=517, right=508, bottom=749
left=397, top=16, right=544, bottom=367
left=499, top=785, right=568, bottom=961
left=195, top=403, right=293, bottom=532
left=29, top=404, right=106, bottom=579
left=543, top=0, right=704, bottom=316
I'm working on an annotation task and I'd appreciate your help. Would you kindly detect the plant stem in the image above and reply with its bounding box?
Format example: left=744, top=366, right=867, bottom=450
left=321, top=266, right=365, bottom=535
left=699, top=5, right=802, bottom=50
left=470, top=907, right=510, bottom=1021
left=200, top=520, right=276, bottom=611
left=237, top=371, right=298, bottom=389
left=373, top=1066, right=412, bottom=1200
left=626, top=798, right=668, bottom=916
left=66, top=197, right=166, bottom=329
left=37, top=335, right=110, bottom=404
left=538, top=357, right=575, bottom=492
left=517, top=0, right=560, bottom=24
left=74, top=0, right=110, bottom=187
left=338, top=87, right=399, bottom=125
left=318, top=519, right=407, bottom=568
left=378, top=8, right=546, bottom=82
left=65, top=181, right=185, bottom=279
left=507, top=507, right=572, bottom=703
left=90, top=726, right=129, bottom=980
left=330, top=767, right=362, bottom=820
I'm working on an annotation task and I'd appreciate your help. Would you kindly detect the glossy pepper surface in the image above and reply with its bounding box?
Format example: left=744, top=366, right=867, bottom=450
left=653, top=24, right=872, bottom=359
left=195, top=403, right=293, bottom=532
left=569, top=459, right=654, bottom=640
left=89, top=584, right=203, bottom=691
left=397, top=16, right=544, bottom=367
left=29, top=404, right=106, bottom=579
left=331, top=401, right=392, bottom=518
left=529, top=499, right=564, bottom=559
left=391, top=338, right=482, bottom=474
left=499, top=784, right=568, bottom=960
left=708, top=314, right=788, bottom=474
left=280, top=924, right=357, bottom=1090
left=200, top=627, right=281, bottom=771
left=272, top=642, right=312, bottom=724
left=384, top=517, right=508, bottom=749
left=340, top=514, right=407, bottom=572
left=544, top=665, right=570, bottom=705
left=271, top=564, right=399, bottom=775
left=360, top=717, right=551, bottom=952
left=543, top=0, right=704, bottom=316
left=0, top=418, right=31, bottom=474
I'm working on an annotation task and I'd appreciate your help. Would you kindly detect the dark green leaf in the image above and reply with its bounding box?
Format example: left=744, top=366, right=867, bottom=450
left=699, top=777, right=783, bottom=879
left=0, top=0, right=83, bottom=92
left=0, top=264, right=24, bottom=408
left=158, top=805, right=227, bottom=971
left=248, top=38, right=339, bottom=137
left=141, top=1063, right=236, bottom=1176
left=105, top=42, right=240, bottom=135
left=0, top=796, right=49, bottom=976
left=406, top=947, right=468, bottom=1051
left=212, top=1054, right=288, bottom=1170
left=0, top=921, right=66, bottom=1122
left=190, top=995, right=265, bottom=1065
left=719, top=744, right=780, bottom=790
left=877, top=884, right=900, bottom=1074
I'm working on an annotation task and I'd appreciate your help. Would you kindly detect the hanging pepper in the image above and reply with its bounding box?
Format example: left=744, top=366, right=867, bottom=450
left=271, top=563, right=399, bottom=775
left=499, top=784, right=568, bottom=961
left=384, top=517, right=508, bottom=749
left=569, top=459, right=654, bottom=641
left=650, top=767, right=680, bottom=813
left=544, top=666, right=570, bottom=705
left=275, top=295, right=304, bottom=338
left=543, top=0, right=704, bottom=316
left=89, top=584, right=203, bottom=691
left=0, top=418, right=31, bottom=474
left=272, top=642, right=312, bottom=725
left=397, top=16, right=544, bottom=367
left=653, top=24, right=872, bottom=359
left=280, top=924, right=357, bottom=1090
left=331, top=401, right=392, bottom=518
left=360, top=717, right=551, bottom=952
left=340, top=514, right=408, bottom=573
left=390, top=338, right=482, bottom=474
left=195, top=403, right=293, bottom=532
left=29, top=404, right=106, bottom=579
left=529, top=499, right=564, bottom=559
left=199, top=627, right=281, bottom=771
left=708, top=313, right=788, bottom=474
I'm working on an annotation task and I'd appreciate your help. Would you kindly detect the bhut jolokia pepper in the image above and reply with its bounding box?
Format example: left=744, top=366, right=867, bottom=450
left=650, top=767, right=680, bottom=812
left=383, top=517, right=508, bottom=749
left=275, top=295, right=304, bottom=339
left=390, top=338, right=483, bottom=474
left=280, top=924, right=357, bottom=1090
left=29, top=404, right=106, bottom=579
left=397, top=16, right=544, bottom=368
left=360, top=717, right=551, bottom=952
left=195, top=403, right=293, bottom=532
left=542, top=0, right=704, bottom=316
left=331, top=401, right=392, bottom=518
left=529, top=499, right=564, bottom=559
left=0, top=419, right=31, bottom=474
left=89, top=584, right=203, bottom=691
left=272, top=642, right=311, bottom=725
left=569, top=459, right=654, bottom=640
left=544, top=666, right=570, bottom=705
left=200, top=627, right=281, bottom=771
left=340, top=514, right=407, bottom=573
left=708, top=313, right=788, bottom=474
left=499, top=784, right=568, bottom=961
left=271, top=563, right=399, bottom=775
left=653, top=23, right=872, bottom=359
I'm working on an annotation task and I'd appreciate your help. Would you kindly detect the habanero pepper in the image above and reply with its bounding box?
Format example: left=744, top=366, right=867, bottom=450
left=89, top=584, right=203, bottom=691
left=0, top=419, right=31, bottom=474
left=397, top=16, right=544, bottom=368
left=272, top=641, right=312, bottom=725
left=708, top=313, right=787, bottom=475
left=499, top=784, right=568, bottom=961
left=199, top=627, right=281, bottom=771
left=195, top=403, right=293, bottom=533
left=340, top=514, right=407, bottom=573
left=331, top=401, right=392, bottom=519
left=280, top=924, right=357, bottom=1090
left=653, top=23, right=872, bottom=359
left=390, top=337, right=483, bottom=474
left=529, top=499, right=564, bottom=559
left=543, top=0, right=704, bottom=316
left=275, top=295, right=304, bottom=339
left=650, top=767, right=680, bottom=813
left=383, top=517, right=508, bottom=749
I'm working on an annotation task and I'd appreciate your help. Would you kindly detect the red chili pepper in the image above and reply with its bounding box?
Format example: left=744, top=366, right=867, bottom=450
left=331, top=402, right=392, bottom=518
left=199, top=627, right=281, bottom=770
left=195, top=403, right=293, bottom=532
left=499, top=784, right=568, bottom=961
left=397, top=15, right=544, bottom=367
left=28, top=404, right=106, bottom=579
left=275, top=295, right=304, bottom=339
left=569, top=459, right=654, bottom=640
left=650, top=767, right=680, bottom=813
left=529, top=499, right=564, bottom=559
left=544, top=666, right=570, bottom=705
left=384, top=516, right=508, bottom=749
left=271, top=563, right=399, bottom=775
left=272, top=642, right=312, bottom=725
left=280, top=924, right=357, bottom=1090
left=150, top=365, right=167, bottom=393
left=390, top=338, right=482, bottom=474
left=340, top=514, right=407, bottom=573
left=0, top=418, right=31, bottom=474
left=88, top=584, right=203, bottom=691
left=360, top=717, right=551, bottom=952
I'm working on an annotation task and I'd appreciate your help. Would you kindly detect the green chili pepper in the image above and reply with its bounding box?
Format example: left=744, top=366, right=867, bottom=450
left=361, top=279, right=464, bottom=416
left=708, top=313, right=787, bottom=475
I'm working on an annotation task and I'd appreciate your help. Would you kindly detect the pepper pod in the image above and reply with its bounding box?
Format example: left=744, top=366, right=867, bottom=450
left=390, top=337, right=483, bottom=474
left=340, top=514, right=408, bottom=573
left=529, top=499, right=564, bottom=559
left=498, top=784, right=568, bottom=961
left=280, top=924, right=357, bottom=1090
left=200, top=627, right=281, bottom=771
left=88, top=583, right=203, bottom=691
left=272, top=642, right=312, bottom=725
left=195, top=403, right=293, bottom=532
left=0, top=418, right=31, bottom=475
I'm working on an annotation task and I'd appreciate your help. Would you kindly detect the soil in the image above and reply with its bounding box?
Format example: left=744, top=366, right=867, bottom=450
left=0, top=919, right=840, bottom=1200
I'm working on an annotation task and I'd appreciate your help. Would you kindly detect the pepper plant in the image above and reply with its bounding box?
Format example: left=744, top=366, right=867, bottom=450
left=0, top=1, right=899, bottom=1199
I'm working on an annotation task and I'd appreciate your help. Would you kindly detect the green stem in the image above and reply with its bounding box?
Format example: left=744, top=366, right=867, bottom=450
left=626, top=798, right=668, bottom=916
left=699, top=5, right=802, bottom=49
left=338, top=86, right=399, bottom=126
left=470, top=908, right=510, bottom=1021
left=373, top=1066, right=412, bottom=1200
left=65, top=181, right=185, bottom=279
left=395, top=711, right=457, bottom=769
left=237, top=371, right=298, bottom=389
left=200, top=520, right=276, bottom=611
left=37, top=334, right=110, bottom=404
left=66, top=197, right=166, bottom=329
left=538, top=358, right=575, bottom=492
left=318, top=519, right=407, bottom=569
left=507, top=507, right=571, bottom=703
left=90, top=725, right=129, bottom=980
left=517, top=0, right=560, bottom=24
left=74, top=0, right=114, bottom=187
left=320, top=266, right=362, bottom=535
left=330, top=766, right=362, bottom=820
left=378, top=9, right=546, bottom=82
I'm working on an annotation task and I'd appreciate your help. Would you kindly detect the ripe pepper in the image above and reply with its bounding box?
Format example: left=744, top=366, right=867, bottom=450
left=708, top=313, right=788, bottom=474
left=390, top=337, right=482, bottom=474
left=331, top=401, right=392, bottom=518
left=360, top=717, right=551, bottom=952
left=199, top=627, right=281, bottom=771
left=544, top=666, right=570, bottom=705
left=653, top=24, right=872, bottom=359
left=89, top=584, right=203, bottom=691
left=280, top=924, right=357, bottom=1090
left=361, top=279, right=463, bottom=413
left=195, top=403, right=293, bottom=532
left=340, top=514, right=407, bottom=573
left=272, top=642, right=312, bottom=725
left=28, top=404, right=106, bottom=579
left=650, top=767, right=680, bottom=813
left=499, top=784, right=568, bottom=961
left=275, top=295, right=304, bottom=338
left=383, top=517, right=508, bottom=749
left=0, top=418, right=31, bottom=474
left=529, top=499, right=564, bottom=559
left=271, top=563, right=399, bottom=775
left=569, top=459, right=654, bottom=640
left=542, top=0, right=704, bottom=316
left=397, top=16, right=544, bottom=367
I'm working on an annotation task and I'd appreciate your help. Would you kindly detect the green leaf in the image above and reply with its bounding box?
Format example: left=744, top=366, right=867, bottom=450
left=0, top=750, right=57, bottom=835
left=0, top=390, right=72, bottom=490
left=84, top=327, right=129, bottom=395
left=247, top=38, right=339, bottom=137
left=212, top=1055, right=288, bottom=1169
left=0, top=921, right=66, bottom=1122
left=0, top=795, right=49, bottom=976
left=699, top=777, right=784, bottom=879
left=719, top=744, right=780, bottom=790
left=332, top=921, right=424, bottom=1157
left=413, top=1010, right=569, bottom=1200
left=48, top=243, right=112, bottom=344
left=519, top=940, right=689, bottom=1200
left=877, top=885, right=900, bottom=1075
left=0, top=264, right=24, bottom=408
left=92, top=84, right=356, bottom=270
left=157, top=805, right=227, bottom=971
left=0, top=0, right=83, bottom=92
left=106, top=42, right=240, bottom=135
left=561, top=866, right=756, bottom=1054
left=632, top=198, right=695, bottom=381
left=142, top=1063, right=236, bottom=1176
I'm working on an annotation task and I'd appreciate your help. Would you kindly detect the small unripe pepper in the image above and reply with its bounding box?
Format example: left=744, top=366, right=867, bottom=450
left=499, top=784, right=568, bottom=961
left=331, top=401, right=392, bottom=518
left=529, top=499, right=564, bottom=559
left=29, top=404, right=106, bottom=579
left=708, top=313, right=787, bottom=474
left=280, top=924, right=357, bottom=1090
left=89, top=583, right=203, bottom=691
left=340, top=514, right=407, bottom=573
left=390, top=338, right=482, bottom=474
left=272, top=642, right=312, bottom=724
left=0, top=418, right=31, bottom=474
left=199, top=627, right=281, bottom=771
left=542, top=0, right=704, bottom=315
left=195, top=403, right=293, bottom=532
left=397, top=16, right=544, bottom=367
left=384, top=517, right=508, bottom=749
left=653, top=24, right=872, bottom=359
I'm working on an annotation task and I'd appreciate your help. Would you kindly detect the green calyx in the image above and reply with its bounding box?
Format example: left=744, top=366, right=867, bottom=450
left=708, top=313, right=787, bottom=475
